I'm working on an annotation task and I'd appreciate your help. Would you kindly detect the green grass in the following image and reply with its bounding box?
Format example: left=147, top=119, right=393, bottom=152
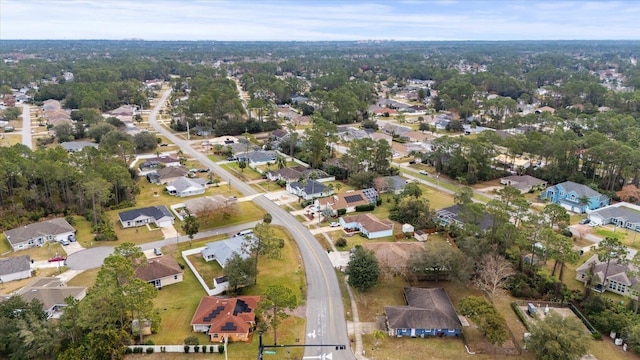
left=0, top=234, right=12, bottom=254
left=67, top=268, right=100, bottom=288
left=220, top=163, right=263, bottom=181
left=198, top=202, right=265, bottom=230
left=105, top=211, right=165, bottom=246
left=187, top=253, right=222, bottom=288
left=70, top=215, right=95, bottom=248
left=594, top=226, right=640, bottom=249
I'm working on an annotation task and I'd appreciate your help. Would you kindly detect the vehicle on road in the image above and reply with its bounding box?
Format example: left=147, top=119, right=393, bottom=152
left=330, top=222, right=340, bottom=227
left=234, top=229, right=253, bottom=237
left=48, top=255, right=66, bottom=262
left=419, top=170, right=428, bottom=175
left=579, top=218, right=590, bottom=225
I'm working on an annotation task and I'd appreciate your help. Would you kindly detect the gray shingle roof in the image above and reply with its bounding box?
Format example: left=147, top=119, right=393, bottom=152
left=166, top=177, right=206, bottom=193
left=436, top=204, right=494, bottom=231
left=0, top=255, right=31, bottom=276
left=556, top=181, right=604, bottom=199
left=118, top=206, right=173, bottom=222
left=4, top=218, right=75, bottom=245
left=385, top=287, right=461, bottom=330
left=590, top=205, right=640, bottom=224
left=289, top=180, right=326, bottom=195
left=201, top=237, right=250, bottom=267
left=60, top=141, right=98, bottom=152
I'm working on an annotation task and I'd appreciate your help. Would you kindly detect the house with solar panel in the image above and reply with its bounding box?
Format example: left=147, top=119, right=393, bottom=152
left=315, top=188, right=379, bottom=215
left=190, top=296, right=260, bottom=342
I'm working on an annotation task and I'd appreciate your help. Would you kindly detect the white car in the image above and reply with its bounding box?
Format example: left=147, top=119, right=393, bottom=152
left=419, top=170, right=428, bottom=175
left=588, top=221, right=598, bottom=227
left=329, top=222, right=340, bottom=227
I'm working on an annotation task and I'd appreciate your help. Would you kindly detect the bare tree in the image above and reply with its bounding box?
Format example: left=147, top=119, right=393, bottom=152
left=474, top=252, right=515, bottom=303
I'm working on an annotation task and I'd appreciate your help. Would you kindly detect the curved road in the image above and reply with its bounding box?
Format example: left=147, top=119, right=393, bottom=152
left=149, top=89, right=353, bottom=359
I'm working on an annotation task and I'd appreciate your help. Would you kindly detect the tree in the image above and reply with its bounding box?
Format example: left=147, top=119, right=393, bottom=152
left=238, top=159, right=247, bottom=173
left=182, top=210, right=200, bottom=246
left=346, top=246, right=379, bottom=292
left=526, top=312, right=590, bottom=360
left=543, top=203, right=570, bottom=230
left=133, top=132, right=158, bottom=152
left=458, top=296, right=509, bottom=345
left=474, top=252, right=515, bottom=302
left=244, top=222, right=282, bottom=283
left=275, top=154, right=286, bottom=169
left=263, top=213, right=273, bottom=224
left=83, top=178, right=111, bottom=228
left=401, top=182, right=422, bottom=198
left=595, top=237, right=628, bottom=289
left=407, top=242, right=471, bottom=283
left=389, top=197, right=434, bottom=230
left=222, top=253, right=256, bottom=294
left=617, top=184, right=640, bottom=204
left=54, top=123, right=75, bottom=142
left=626, top=253, right=640, bottom=314
left=454, top=186, right=474, bottom=206
left=257, top=285, right=297, bottom=345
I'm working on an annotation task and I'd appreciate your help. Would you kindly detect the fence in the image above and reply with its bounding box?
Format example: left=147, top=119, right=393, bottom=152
left=181, top=248, right=225, bottom=296
left=511, top=300, right=600, bottom=337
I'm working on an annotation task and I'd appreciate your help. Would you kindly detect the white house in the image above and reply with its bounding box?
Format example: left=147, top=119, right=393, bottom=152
left=576, top=254, right=638, bottom=299
left=286, top=180, right=333, bottom=200
left=166, top=177, right=206, bottom=197
left=339, top=214, right=394, bottom=239
left=0, top=255, right=32, bottom=283
left=118, top=206, right=174, bottom=228
left=4, top=218, right=76, bottom=251
left=587, top=202, right=640, bottom=233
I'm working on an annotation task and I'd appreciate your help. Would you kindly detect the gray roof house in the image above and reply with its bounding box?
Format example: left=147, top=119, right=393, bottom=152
left=0, top=255, right=32, bottom=283
left=385, top=287, right=462, bottom=337
left=147, top=166, right=190, bottom=185
left=587, top=202, right=640, bottom=233
left=500, top=175, right=548, bottom=193
left=118, top=206, right=174, bottom=229
left=4, top=218, right=76, bottom=251
left=266, top=167, right=305, bottom=183
left=375, top=175, right=408, bottom=195
left=576, top=254, right=638, bottom=299
left=236, top=150, right=278, bottom=165
left=436, top=204, right=495, bottom=231
left=286, top=180, right=333, bottom=200
left=201, top=236, right=251, bottom=267
left=166, top=177, right=206, bottom=197
left=13, top=277, right=87, bottom=319
left=59, top=141, right=98, bottom=153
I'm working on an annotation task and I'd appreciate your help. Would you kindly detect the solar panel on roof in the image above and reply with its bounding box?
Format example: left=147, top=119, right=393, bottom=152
left=344, top=194, right=364, bottom=203
left=221, top=322, right=237, bottom=331
left=233, top=299, right=251, bottom=316
left=203, top=305, right=225, bottom=321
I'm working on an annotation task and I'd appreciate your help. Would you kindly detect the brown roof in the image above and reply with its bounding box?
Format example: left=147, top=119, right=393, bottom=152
left=342, top=213, right=393, bottom=233
left=157, top=166, right=189, bottom=179
left=364, top=242, right=425, bottom=267
left=385, top=287, right=461, bottom=330
left=135, top=256, right=183, bottom=282
left=318, top=190, right=372, bottom=210
left=191, top=296, right=260, bottom=335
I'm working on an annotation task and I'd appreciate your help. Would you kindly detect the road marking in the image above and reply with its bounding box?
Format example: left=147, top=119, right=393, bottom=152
left=307, top=329, right=316, bottom=339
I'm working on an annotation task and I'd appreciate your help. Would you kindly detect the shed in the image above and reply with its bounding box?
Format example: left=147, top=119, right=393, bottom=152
left=402, top=224, right=415, bottom=234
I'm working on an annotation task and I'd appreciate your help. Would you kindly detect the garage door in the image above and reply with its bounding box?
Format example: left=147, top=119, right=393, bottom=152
left=156, top=219, right=174, bottom=228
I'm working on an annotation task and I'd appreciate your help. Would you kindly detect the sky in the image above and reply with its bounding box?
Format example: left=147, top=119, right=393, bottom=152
left=1, top=0, right=640, bottom=41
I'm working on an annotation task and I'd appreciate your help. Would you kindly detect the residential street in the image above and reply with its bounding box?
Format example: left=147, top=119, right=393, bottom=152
left=21, top=104, right=31, bottom=148
left=148, top=89, right=354, bottom=359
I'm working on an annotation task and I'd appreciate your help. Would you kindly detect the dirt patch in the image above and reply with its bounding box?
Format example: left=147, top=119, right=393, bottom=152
left=286, top=304, right=306, bottom=318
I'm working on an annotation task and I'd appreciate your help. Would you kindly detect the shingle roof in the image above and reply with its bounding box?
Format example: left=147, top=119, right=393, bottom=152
left=556, top=181, right=605, bottom=199
left=342, top=213, right=393, bottom=233
left=590, top=205, right=640, bottom=224
left=0, top=255, right=31, bottom=276
left=577, top=254, right=638, bottom=287
left=190, top=296, right=260, bottom=335
left=156, top=166, right=189, bottom=179
left=201, top=237, right=250, bottom=267
left=118, top=206, right=173, bottom=222
left=166, top=177, right=206, bottom=193
left=436, top=204, right=495, bottom=231
left=290, top=180, right=326, bottom=195
left=135, top=256, right=183, bottom=282
left=16, top=278, right=85, bottom=312
left=60, top=141, right=98, bottom=152
left=385, top=287, right=461, bottom=330
left=4, top=218, right=75, bottom=245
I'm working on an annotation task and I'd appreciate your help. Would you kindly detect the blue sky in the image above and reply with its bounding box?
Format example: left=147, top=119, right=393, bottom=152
left=1, top=0, right=639, bottom=41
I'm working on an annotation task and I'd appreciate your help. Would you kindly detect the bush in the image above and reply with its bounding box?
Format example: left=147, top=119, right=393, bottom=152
left=202, top=345, right=207, bottom=353
left=511, top=302, right=532, bottom=331
left=210, top=346, right=215, bottom=353
left=337, top=208, right=347, bottom=216
left=376, top=197, right=382, bottom=206
left=335, top=237, right=347, bottom=248
left=355, top=204, right=375, bottom=212
left=194, top=345, right=200, bottom=353
left=184, top=335, right=199, bottom=345
left=184, top=345, right=190, bottom=353
left=219, top=345, right=225, bottom=354
left=125, top=348, right=133, bottom=354
left=146, top=347, right=154, bottom=354
left=144, top=340, right=155, bottom=345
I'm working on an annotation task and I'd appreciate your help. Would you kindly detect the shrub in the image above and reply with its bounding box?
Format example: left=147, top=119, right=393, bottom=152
left=194, top=345, right=200, bottom=353
left=219, top=345, right=225, bottom=354
left=335, top=237, right=347, bottom=247
left=144, top=340, right=155, bottom=345
left=184, top=336, right=199, bottom=345
left=125, top=348, right=133, bottom=354
left=202, top=345, right=207, bottom=353
left=146, top=347, right=154, bottom=354
left=184, top=345, right=190, bottom=353
left=376, top=198, right=382, bottom=206
left=337, top=208, right=347, bottom=216
left=355, top=204, right=375, bottom=212
left=210, top=346, right=215, bottom=353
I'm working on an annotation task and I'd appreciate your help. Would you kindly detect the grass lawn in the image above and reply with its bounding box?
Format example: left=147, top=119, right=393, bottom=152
left=106, top=211, right=165, bottom=246
left=67, top=268, right=100, bottom=288
left=70, top=215, right=95, bottom=248
left=0, top=267, right=62, bottom=294
left=198, top=201, right=265, bottom=230
left=0, top=134, right=22, bottom=147
left=0, top=234, right=12, bottom=254
left=594, top=226, right=640, bottom=249
left=220, top=163, right=263, bottom=181
left=187, top=253, right=222, bottom=288
left=2, top=241, right=66, bottom=261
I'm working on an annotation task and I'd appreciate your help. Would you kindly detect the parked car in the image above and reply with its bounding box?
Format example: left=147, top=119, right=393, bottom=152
left=589, top=221, right=598, bottom=227
left=154, top=248, right=163, bottom=256
left=198, top=168, right=210, bottom=173
left=59, top=238, right=70, bottom=246
left=419, top=170, right=428, bottom=175
left=234, top=229, right=253, bottom=237
left=330, top=222, right=340, bottom=227
left=578, top=218, right=590, bottom=225
left=159, top=143, right=169, bottom=147
left=48, top=255, right=66, bottom=262
left=68, top=234, right=76, bottom=242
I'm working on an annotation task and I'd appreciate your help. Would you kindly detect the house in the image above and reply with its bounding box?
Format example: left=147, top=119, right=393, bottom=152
left=270, top=129, right=288, bottom=142
left=382, top=123, right=412, bottom=136
left=13, top=277, right=86, bottom=319
left=434, top=119, right=450, bottom=131
left=369, top=132, right=393, bottom=147
left=315, top=188, right=378, bottom=214
left=4, top=218, right=76, bottom=251
left=135, top=256, right=183, bottom=289
left=236, top=150, right=278, bottom=165
left=436, top=204, right=495, bottom=231
left=201, top=236, right=251, bottom=267
left=402, top=131, right=434, bottom=143
left=286, top=180, right=333, bottom=200
left=60, top=141, right=99, bottom=153
left=147, top=166, right=189, bottom=184
left=493, top=154, right=531, bottom=169
left=266, top=166, right=305, bottom=183
left=339, top=213, right=394, bottom=239
left=118, top=205, right=174, bottom=228
left=535, top=106, right=556, bottom=114
left=364, top=243, right=425, bottom=275
left=191, top=296, right=260, bottom=342
left=139, top=156, right=181, bottom=171
left=402, top=223, right=414, bottom=234
left=500, top=175, right=548, bottom=193
left=0, top=255, right=32, bottom=283
left=385, top=287, right=462, bottom=338
left=109, top=104, right=136, bottom=117
left=576, top=254, right=638, bottom=299
left=541, top=181, right=609, bottom=213
left=374, top=176, right=408, bottom=195
left=587, top=202, right=640, bottom=233
left=166, top=177, right=206, bottom=197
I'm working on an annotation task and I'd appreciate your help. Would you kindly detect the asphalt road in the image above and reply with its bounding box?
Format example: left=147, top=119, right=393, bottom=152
left=148, top=89, right=353, bottom=359
left=21, top=104, right=31, bottom=148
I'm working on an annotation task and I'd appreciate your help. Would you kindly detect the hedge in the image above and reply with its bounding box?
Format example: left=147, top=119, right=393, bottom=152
left=355, top=204, right=375, bottom=212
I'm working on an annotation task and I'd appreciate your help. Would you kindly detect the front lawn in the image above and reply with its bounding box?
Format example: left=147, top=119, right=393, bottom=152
left=220, top=163, right=263, bottom=181
left=198, top=201, right=265, bottom=230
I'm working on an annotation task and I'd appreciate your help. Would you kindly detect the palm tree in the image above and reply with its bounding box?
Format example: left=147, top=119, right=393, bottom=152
left=276, top=155, right=286, bottom=169
left=335, top=182, right=343, bottom=193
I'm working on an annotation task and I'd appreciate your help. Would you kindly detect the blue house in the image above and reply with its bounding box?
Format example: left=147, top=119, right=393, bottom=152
left=385, top=287, right=462, bottom=338
left=541, top=181, right=609, bottom=214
